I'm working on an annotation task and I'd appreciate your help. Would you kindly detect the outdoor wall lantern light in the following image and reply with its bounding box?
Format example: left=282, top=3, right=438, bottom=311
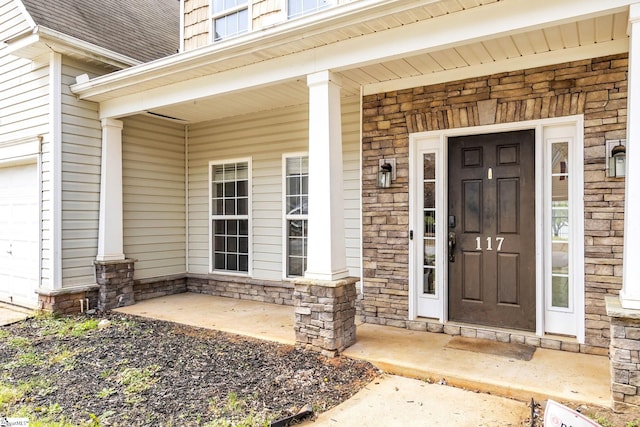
left=377, top=159, right=395, bottom=188
left=607, top=140, right=626, bottom=178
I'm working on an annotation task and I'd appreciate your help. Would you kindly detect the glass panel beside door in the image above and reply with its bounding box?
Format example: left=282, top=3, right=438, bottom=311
left=423, top=153, right=436, bottom=296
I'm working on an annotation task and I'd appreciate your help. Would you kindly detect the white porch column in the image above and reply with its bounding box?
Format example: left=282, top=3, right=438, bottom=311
left=96, top=118, right=125, bottom=262
left=304, top=70, right=349, bottom=281
left=620, top=3, right=640, bottom=309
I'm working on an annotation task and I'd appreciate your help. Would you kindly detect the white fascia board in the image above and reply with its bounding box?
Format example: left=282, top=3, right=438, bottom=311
left=71, top=0, right=433, bottom=99
left=37, top=27, right=141, bottom=67
left=2, top=26, right=140, bottom=69
left=84, top=0, right=633, bottom=118
left=364, top=38, right=630, bottom=96
left=15, top=0, right=37, bottom=28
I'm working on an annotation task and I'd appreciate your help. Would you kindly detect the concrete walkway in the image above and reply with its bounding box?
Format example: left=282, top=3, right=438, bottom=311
left=344, top=323, right=610, bottom=406
left=0, top=302, right=33, bottom=326
left=300, top=374, right=529, bottom=427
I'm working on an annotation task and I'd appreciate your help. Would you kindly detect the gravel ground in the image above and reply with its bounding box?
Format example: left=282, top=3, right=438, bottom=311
left=0, top=313, right=379, bottom=426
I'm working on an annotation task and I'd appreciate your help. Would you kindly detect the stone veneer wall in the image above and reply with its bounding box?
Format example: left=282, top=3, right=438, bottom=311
left=607, top=296, right=640, bottom=411
left=293, top=278, right=358, bottom=357
left=134, top=276, right=188, bottom=302
left=95, top=260, right=135, bottom=311
left=361, top=54, right=627, bottom=355
left=187, top=275, right=295, bottom=306
left=38, top=286, right=99, bottom=314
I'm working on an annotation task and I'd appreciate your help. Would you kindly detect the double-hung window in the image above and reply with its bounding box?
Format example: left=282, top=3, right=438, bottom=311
left=212, top=0, right=249, bottom=41
left=284, top=155, right=308, bottom=277
left=288, top=0, right=330, bottom=19
left=210, top=160, right=250, bottom=273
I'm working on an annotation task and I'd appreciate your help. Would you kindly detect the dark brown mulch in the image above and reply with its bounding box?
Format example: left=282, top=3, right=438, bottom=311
left=0, top=312, right=380, bottom=426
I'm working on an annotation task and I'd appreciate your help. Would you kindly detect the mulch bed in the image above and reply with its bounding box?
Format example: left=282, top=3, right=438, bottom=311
left=0, top=312, right=380, bottom=426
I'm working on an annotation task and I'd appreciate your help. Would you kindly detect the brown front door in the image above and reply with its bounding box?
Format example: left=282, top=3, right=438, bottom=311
left=448, top=130, right=536, bottom=331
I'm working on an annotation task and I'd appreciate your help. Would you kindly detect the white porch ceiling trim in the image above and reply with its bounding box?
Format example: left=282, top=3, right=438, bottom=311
left=363, top=39, right=630, bottom=96
left=72, top=0, right=634, bottom=119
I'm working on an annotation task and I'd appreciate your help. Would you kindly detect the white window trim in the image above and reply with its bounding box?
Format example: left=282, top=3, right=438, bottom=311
left=408, top=115, right=584, bottom=342
left=210, top=0, right=251, bottom=42
left=281, top=152, right=308, bottom=279
left=208, top=157, right=252, bottom=276
left=543, top=124, right=585, bottom=339
left=286, top=0, right=334, bottom=20
left=408, top=140, right=445, bottom=321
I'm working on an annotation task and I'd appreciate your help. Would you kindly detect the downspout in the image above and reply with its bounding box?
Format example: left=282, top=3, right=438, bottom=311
left=50, top=52, right=63, bottom=290
left=358, top=85, right=364, bottom=294
left=185, top=125, right=189, bottom=273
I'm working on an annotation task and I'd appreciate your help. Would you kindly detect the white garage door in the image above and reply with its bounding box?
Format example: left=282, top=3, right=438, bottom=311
left=0, top=162, right=39, bottom=308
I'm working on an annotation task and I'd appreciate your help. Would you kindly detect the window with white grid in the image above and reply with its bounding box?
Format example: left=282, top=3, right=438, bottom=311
left=288, top=0, right=330, bottom=19
left=284, top=155, right=308, bottom=277
left=210, top=160, right=250, bottom=273
left=212, top=0, right=249, bottom=41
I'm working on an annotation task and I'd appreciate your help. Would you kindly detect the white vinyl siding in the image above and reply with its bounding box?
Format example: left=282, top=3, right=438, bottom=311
left=188, top=97, right=361, bottom=279
left=0, top=54, right=49, bottom=144
left=122, top=115, right=186, bottom=280
left=60, top=58, right=105, bottom=286
left=341, top=99, right=361, bottom=276
left=0, top=0, right=32, bottom=42
left=0, top=50, right=49, bottom=285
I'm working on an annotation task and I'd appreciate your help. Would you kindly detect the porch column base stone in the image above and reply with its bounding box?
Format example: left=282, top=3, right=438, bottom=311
left=293, top=277, right=358, bottom=357
left=95, top=259, right=135, bottom=312
left=605, top=295, right=640, bottom=412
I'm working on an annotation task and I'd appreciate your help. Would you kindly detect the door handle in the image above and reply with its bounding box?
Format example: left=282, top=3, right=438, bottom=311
left=448, top=232, right=456, bottom=262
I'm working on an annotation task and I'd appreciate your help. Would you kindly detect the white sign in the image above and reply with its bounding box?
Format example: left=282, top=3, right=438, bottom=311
left=544, top=400, right=600, bottom=427
left=0, top=418, right=29, bottom=427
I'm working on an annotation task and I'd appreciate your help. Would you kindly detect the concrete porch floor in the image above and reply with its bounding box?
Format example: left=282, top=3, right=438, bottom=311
left=114, top=293, right=610, bottom=408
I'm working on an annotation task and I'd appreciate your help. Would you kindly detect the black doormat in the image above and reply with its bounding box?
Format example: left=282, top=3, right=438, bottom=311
left=445, top=336, right=536, bottom=361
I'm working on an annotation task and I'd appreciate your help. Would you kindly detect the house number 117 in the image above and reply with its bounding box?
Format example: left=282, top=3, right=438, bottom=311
left=475, top=236, right=505, bottom=251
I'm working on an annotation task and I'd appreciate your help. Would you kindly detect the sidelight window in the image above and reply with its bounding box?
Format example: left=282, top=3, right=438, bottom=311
left=423, top=153, right=437, bottom=295
left=550, top=142, right=570, bottom=309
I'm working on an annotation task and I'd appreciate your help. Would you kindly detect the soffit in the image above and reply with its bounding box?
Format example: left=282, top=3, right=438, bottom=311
left=72, top=0, right=499, bottom=102
left=144, top=9, right=629, bottom=124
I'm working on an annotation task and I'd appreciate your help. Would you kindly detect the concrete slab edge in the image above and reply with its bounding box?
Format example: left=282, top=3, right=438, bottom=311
left=362, top=360, right=611, bottom=409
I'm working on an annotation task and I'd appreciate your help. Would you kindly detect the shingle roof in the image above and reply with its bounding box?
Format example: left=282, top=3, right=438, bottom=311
left=21, top=0, right=180, bottom=63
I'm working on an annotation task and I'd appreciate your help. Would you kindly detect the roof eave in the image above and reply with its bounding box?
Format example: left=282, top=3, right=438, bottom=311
left=2, top=25, right=142, bottom=70
left=70, top=0, right=440, bottom=100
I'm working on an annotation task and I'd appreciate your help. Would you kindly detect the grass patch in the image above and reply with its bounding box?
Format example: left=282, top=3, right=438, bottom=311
left=7, top=336, right=32, bottom=348
left=37, top=314, right=99, bottom=338
left=116, top=365, right=160, bottom=404
left=5, top=350, right=42, bottom=369
left=96, top=387, right=116, bottom=398
left=208, top=392, right=269, bottom=427
left=0, top=330, right=10, bottom=339
left=0, top=382, right=25, bottom=411
left=0, top=378, right=56, bottom=415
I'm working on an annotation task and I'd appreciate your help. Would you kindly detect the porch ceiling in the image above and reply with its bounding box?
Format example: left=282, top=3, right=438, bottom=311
left=72, top=0, right=631, bottom=124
